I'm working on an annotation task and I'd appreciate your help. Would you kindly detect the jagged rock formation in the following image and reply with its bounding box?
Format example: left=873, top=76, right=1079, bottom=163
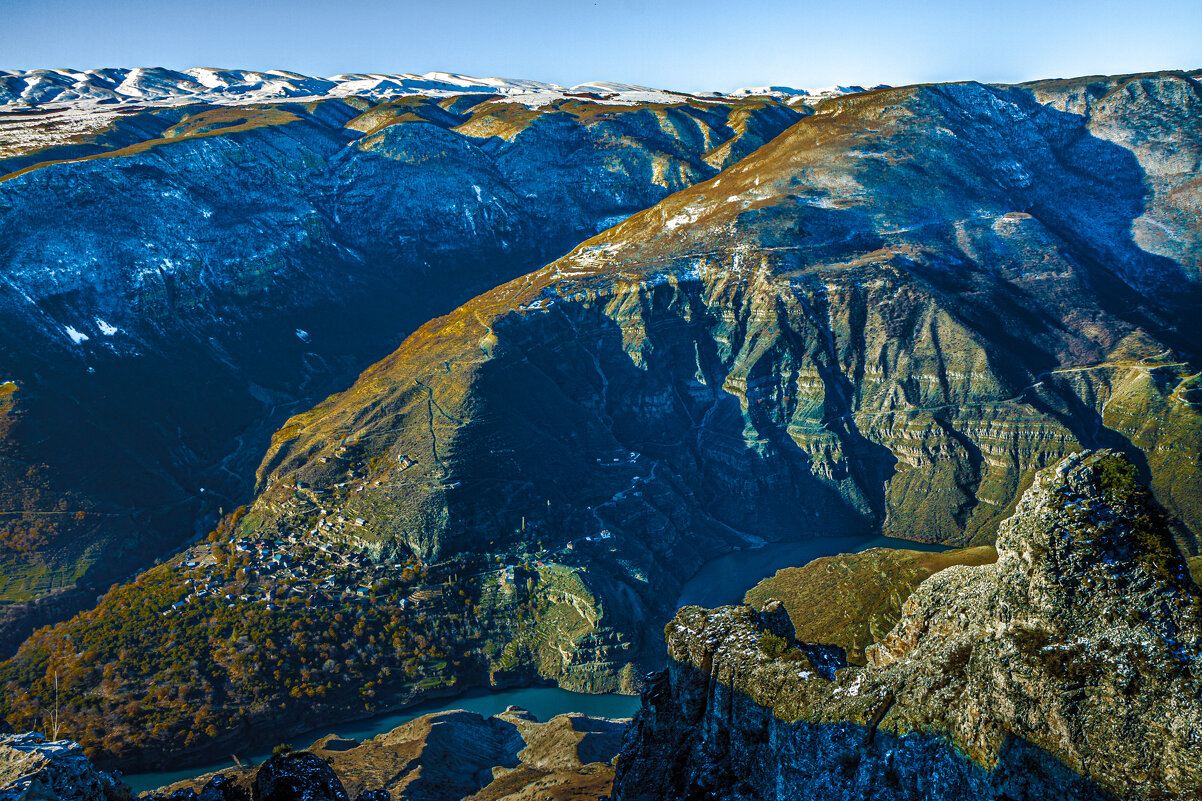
left=253, top=752, right=349, bottom=801
left=0, top=733, right=132, bottom=800
left=613, top=452, right=1202, bottom=800
left=0, top=83, right=802, bottom=627
left=150, top=707, right=626, bottom=801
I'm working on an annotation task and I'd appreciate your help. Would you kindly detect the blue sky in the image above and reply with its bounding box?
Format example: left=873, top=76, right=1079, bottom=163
left=3, top=0, right=1200, bottom=91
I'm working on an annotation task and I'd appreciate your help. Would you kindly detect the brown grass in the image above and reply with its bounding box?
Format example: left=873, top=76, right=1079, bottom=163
left=744, top=546, right=997, bottom=664
left=0, top=106, right=300, bottom=184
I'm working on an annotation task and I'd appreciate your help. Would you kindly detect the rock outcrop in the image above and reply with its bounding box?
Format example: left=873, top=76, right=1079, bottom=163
left=0, top=733, right=131, bottom=801
left=252, top=752, right=349, bottom=801
left=613, top=452, right=1202, bottom=800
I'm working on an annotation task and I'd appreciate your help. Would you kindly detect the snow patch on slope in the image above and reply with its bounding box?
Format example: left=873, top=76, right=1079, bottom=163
left=64, top=325, right=90, bottom=344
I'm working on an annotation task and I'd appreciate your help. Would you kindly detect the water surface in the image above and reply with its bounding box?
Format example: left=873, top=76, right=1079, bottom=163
left=677, top=533, right=946, bottom=609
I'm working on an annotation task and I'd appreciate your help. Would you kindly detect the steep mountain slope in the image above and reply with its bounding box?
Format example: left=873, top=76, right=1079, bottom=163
left=2, top=70, right=1199, bottom=771
left=613, top=451, right=1202, bottom=800
left=239, top=68, right=1201, bottom=699
left=252, top=71, right=1201, bottom=564
left=0, top=85, right=804, bottom=631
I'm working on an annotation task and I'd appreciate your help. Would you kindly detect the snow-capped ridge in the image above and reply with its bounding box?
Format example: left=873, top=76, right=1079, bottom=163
left=727, top=83, right=890, bottom=103
left=0, top=67, right=882, bottom=113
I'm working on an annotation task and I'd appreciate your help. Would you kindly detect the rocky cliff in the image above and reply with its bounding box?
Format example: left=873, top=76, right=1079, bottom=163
left=613, top=452, right=1202, bottom=800
left=0, top=733, right=131, bottom=801
left=0, top=83, right=803, bottom=625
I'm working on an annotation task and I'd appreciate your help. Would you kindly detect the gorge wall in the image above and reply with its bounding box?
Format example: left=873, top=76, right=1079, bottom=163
left=2, top=71, right=1200, bottom=771
left=0, top=83, right=802, bottom=625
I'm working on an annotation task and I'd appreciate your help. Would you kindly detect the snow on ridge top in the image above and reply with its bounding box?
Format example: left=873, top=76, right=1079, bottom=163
left=0, top=67, right=786, bottom=112
left=424, top=72, right=563, bottom=91
left=727, top=83, right=889, bottom=101
left=572, top=81, right=663, bottom=94
left=0, top=68, right=882, bottom=113
left=729, top=85, right=809, bottom=97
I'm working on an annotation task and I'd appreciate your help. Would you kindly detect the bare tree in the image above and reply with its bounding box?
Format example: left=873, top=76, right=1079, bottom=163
left=52, top=670, right=60, bottom=741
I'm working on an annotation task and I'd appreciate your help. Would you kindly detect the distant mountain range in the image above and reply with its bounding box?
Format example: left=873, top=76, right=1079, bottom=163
left=0, top=67, right=882, bottom=112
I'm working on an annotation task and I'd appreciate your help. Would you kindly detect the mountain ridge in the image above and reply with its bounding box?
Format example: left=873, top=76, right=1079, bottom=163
left=253, top=74, right=1202, bottom=555
left=0, top=66, right=875, bottom=113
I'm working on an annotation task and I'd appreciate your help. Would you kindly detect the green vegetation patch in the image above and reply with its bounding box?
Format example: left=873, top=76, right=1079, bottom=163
left=757, top=632, right=809, bottom=663
left=1092, top=454, right=1141, bottom=501
left=744, top=546, right=997, bottom=664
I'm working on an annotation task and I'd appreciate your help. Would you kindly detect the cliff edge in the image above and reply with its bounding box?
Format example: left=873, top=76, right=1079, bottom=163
left=614, top=451, right=1202, bottom=800
left=0, top=733, right=131, bottom=801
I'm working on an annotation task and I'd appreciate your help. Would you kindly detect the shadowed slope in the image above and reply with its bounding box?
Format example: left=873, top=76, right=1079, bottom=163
left=0, top=91, right=804, bottom=634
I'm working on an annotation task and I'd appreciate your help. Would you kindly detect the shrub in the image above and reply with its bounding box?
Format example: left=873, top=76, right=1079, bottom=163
left=758, top=632, right=789, bottom=659
left=1092, top=455, right=1140, bottom=501
left=757, top=632, right=808, bottom=662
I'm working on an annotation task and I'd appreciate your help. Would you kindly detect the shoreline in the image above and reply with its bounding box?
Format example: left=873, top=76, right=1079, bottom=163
left=123, top=683, right=642, bottom=794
